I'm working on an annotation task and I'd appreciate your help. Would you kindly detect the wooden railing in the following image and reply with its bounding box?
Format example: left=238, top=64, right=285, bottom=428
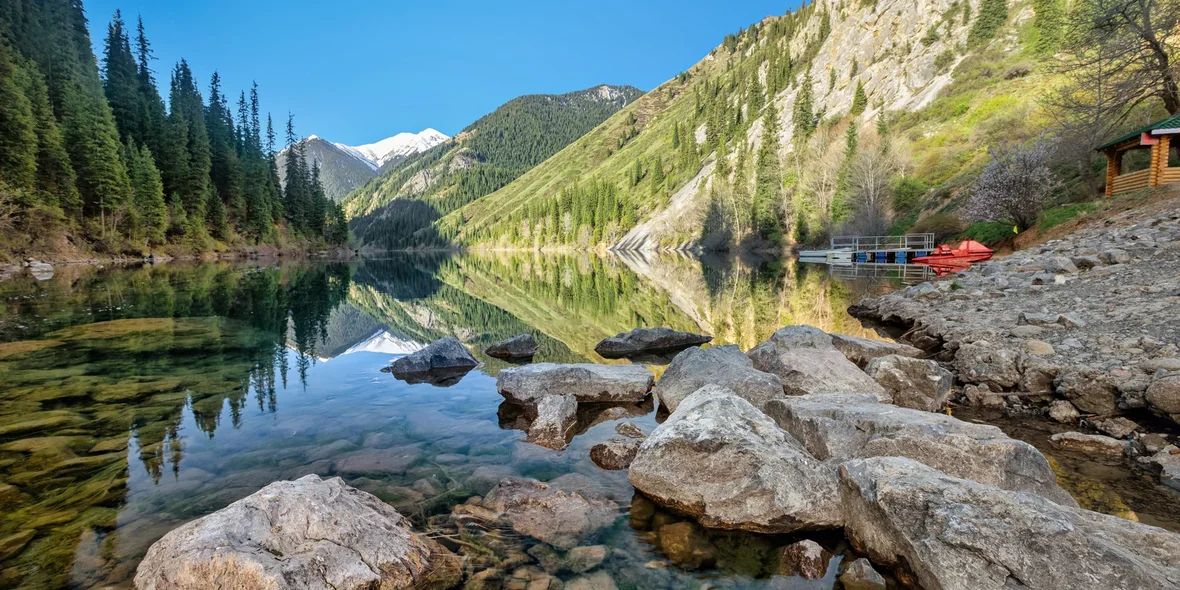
left=1160, top=167, right=1180, bottom=185
left=1110, top=168, right=1151, bottom=195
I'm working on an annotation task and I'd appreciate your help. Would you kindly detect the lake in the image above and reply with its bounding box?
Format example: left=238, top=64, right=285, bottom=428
left=0, top=253, right=1172, bottom=589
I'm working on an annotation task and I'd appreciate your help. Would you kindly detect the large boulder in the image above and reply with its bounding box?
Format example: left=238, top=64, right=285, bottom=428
left=589, top=437, right=640, bottom=470
left=747, top=326, right=889, bottom=400
left=863, top=354, right=952, bottom=412
left=828, top=333, right=921, bottom=368
left=839, top=457, right=1180, bottom=590
left=134, top=474, right=459, bottom=590
left=485, top=334, right=538, bottom=360
left=481, top=478, right=619, bottom=549
left=389, top=337, right=478, bottom=385
left=653, top=345, right=784, bottom=413
left=763, top=394, right=1076, bottom=506
left=629, top=386, right=842, bottom=533
left=1147, top=374, right=1180, bottom=416
left=593, top=327, right=712, bottom=358
left=497, top=363, right=653, bottom=405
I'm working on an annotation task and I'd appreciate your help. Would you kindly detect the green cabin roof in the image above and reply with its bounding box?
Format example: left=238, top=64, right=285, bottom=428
left=1097, top=113, right=1180, bottom=151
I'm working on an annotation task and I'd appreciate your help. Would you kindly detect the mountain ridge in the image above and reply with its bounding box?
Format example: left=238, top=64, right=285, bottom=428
left=276, top=129, right=449, bottom=202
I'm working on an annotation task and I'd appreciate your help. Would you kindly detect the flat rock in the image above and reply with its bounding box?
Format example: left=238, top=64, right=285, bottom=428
left=653, top=345, right=784, bottom=413
left=839, top=457, right=1180, bottom=590
left=747, top=325, right=889, bottom=400
left=133, top=475, right=459, bottom=590
left=828, top=333, right=921, bottom=368
left=615, top=422, right=644, bottom=439
left=776, top=539, right=832, bottom=579
left=1095, top=417, right=1140, bottom=439
left=593, top=327, right=712, bottom=358
left=497, top=363, right=653, bottom=405
left=764, top=394, right=1077, bottom=506
left=482, top=478, right=619, bottom=549
left=863, top=354, right=952, bottom=412
left=629, top=385, right=842, bottom=533
left=485, top=334, right=537, bottom=359
left=1050, top=431, right=1128, bottom=456
left=389, top=337, right=478, bottom=376
left=333, top=447, right=421, bottom=475
left=589, top=437, right=639, bottom=470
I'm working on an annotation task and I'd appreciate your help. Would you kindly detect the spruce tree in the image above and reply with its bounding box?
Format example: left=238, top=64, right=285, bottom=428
left=60, top=72, right=132, bottom=238
left=753, top=103, right=783, bottom=242
left=792, top=71, right=816, bottom=140
left=851, top=81, right=868, bottom=116
left=127, top=141, right=167, bottom=245
left=102, top=10, right=141, bottom=142
left=0, top=45, right=39, bottom=193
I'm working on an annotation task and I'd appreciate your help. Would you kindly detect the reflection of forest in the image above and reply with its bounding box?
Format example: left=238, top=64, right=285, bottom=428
left=0, top=263, right=351, bottom=588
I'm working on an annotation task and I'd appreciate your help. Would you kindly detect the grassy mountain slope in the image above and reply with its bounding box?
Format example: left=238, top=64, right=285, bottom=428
left=438, top=0, right=1071, bottom=250
left=344, top=85, right=644, bottom=249
left=276, top=137, right=377, bottom=202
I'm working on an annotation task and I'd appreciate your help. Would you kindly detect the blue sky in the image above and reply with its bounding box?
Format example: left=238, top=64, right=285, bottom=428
left=86, top=0, right=795, bottom=145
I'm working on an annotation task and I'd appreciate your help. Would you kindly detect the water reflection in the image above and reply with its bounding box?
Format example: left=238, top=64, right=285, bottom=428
left=0, top=252, right=907, bottom=589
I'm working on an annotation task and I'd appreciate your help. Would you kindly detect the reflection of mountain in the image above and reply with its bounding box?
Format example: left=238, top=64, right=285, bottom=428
left=347, top=257, right=585, bottom=372
left=286, top=303, right=421, bottom=360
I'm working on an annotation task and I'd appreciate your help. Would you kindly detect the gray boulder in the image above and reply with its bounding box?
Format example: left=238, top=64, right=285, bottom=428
left=593, top=327, right=712, bottom=358
left=747, top=326, right=889, bottom=400
left=589, top=437, right=640, bottom=470
left=485, top=334, right=537, bottom=359
left=653, top=345, right=784, bottom=413
left=776, top=539, right=832, bottom=579
left=497, top=363, right=653, bottom=405
left=838, top=558, right=886, bottom=590
left=1147, top=374, right=1180, bottom=415
left=482, top=478, right=619, bottom=549
left=525, top=395, right=578, bottom=450
left=839, top=457, right=1180, bottom=590
left=952, top=340, right=1021, bottom=390
left=863, top=354, right=952, bottom=412
left=1050, top=431, right=1128, bottom=456
left=763, top=394, right=1077, bottom=506
left=134, top=475, right=459, bottom=590
left=629, top=386, right=842, bottom=533
left=389, top=337, right=478, bottom=377
left=828, top=333, right=921, bottom=368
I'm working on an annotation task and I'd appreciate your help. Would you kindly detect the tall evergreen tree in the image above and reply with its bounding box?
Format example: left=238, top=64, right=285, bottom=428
left=793, top=71, right=816, bottom=140
left=101, top=10, right=140, bottom=142
left=753, top=103, right=783, bottom=241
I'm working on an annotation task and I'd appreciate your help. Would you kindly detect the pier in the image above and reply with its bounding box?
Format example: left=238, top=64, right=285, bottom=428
left=798, top=233, right=936, bottom=263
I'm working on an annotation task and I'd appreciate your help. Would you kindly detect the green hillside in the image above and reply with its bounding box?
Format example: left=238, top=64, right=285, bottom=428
left=344, top=85, right=644, bottom=249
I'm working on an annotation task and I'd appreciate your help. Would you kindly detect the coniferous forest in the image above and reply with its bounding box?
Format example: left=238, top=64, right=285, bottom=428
left=0, top=0, right=347, bottom=259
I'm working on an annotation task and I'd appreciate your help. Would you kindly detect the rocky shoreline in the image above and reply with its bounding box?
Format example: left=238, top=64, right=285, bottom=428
left=849, top=201, right=1180, bottom=491
left=136, top=322, right=1180, bottom=589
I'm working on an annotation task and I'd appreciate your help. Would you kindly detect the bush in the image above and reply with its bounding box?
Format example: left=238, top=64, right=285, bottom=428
left=892, top=176, right=929, bottom=211
left=911, top=212, right=966, bottom=243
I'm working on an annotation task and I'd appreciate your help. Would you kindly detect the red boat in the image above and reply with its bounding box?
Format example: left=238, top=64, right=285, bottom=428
left=912, top=239, right=994, bottom=272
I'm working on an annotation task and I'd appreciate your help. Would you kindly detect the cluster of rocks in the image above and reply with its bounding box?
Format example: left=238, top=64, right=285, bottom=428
left=849, top=205, right=1180, bottom=487
left=615, top=325, right=1180, bottom=589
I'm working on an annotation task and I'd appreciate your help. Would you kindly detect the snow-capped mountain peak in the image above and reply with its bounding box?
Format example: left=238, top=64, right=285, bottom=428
left=335, top=129, right=450, bottom=171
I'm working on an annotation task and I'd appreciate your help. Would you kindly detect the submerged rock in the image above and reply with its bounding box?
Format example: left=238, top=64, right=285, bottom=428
left=485, top=334, right=537, bottom=360
left=747, top=325, right=889, bottom=400
left=629, top=386, right=842, bottom=533
left=389, top=338, right=478, bottom=384
left=653, top=345, right=784, bottom=413
left=863, top=354, right=952, bottom=412
left=589, top=437, right=640, bottom=470
left=482, top=478, right=619, bottom=549
left=763, top=394, right=1077, bottom=506
left=829, top=333, right=921, bottom=368
left=134, top=474, right=459, bottom=590
left=497, top=363, right=653, bottom=404
left=1050, top=431, right=1128, bottom=456
left=839, top=457, right=1180, bottom=590
left=594, top=327, right=712, bottom=358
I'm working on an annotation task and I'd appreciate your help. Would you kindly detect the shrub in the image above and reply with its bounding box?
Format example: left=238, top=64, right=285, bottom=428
left=892, top=176, right=929, bottom=211
left=967, top=141, right=1059, bottom=230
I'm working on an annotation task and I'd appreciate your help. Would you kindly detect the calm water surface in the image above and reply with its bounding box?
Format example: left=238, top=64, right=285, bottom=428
left=0, top=253, right=1170, bottom=589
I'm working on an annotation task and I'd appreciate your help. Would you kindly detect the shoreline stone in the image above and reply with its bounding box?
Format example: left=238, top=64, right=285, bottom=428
left=497, top=363, right=654, bottom=405
left=653, top=345, right=783, bottom=413
left=485, top=334, right=538, bottom=359
left=593, top=327, right=712, bottom=358
left=747, top=325, right=890, bottom=400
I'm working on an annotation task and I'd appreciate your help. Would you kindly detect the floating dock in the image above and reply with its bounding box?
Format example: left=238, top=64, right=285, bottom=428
left=798, top=233, right=936, bottom=263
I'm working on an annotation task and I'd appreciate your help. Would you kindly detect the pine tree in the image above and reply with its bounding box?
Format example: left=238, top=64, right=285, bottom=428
left=792, top=71, right=816, bottom=140
left=60, top=72, right=132, bottom=238
left=753, top=103, right=783, bottom=242
left=969, top=0, right=1008, bottom=47
left=169, top=60, right=211, bottom=216
left=0, top=45, right=39, bottom=193
left=134, top=15, right=167, bottom=160
left=851, top=81, right=868, bottom=116
left=748, top=68, right=765, bottom=116
left=101, top=10, right=141, bottom=143
left=127, top=141, right=166, bottom=245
